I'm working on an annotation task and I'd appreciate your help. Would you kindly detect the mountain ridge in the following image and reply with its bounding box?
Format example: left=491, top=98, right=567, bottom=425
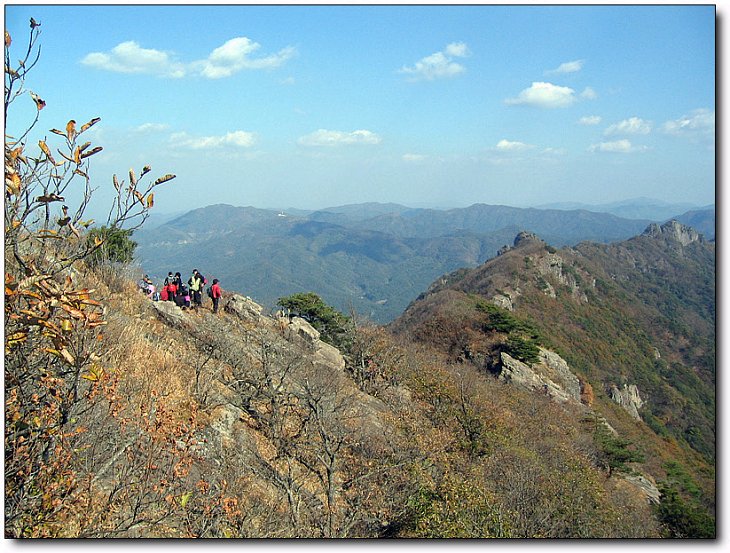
left=136, top=202, right=712, bottom=323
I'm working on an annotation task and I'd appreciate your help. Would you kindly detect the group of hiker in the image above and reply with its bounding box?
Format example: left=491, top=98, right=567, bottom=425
left=139, top=269, right=222, bottom=313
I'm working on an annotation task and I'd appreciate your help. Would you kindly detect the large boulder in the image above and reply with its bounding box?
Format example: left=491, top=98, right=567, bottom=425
left=225, top=294, right=264, bottom=322
left=284, top=317, right=345, bottom=371
left=150, top=299, right=189, bottom=329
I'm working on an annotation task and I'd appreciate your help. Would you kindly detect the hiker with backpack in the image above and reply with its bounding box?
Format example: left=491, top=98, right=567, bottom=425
left=188, top=269, right=207, bottom=309
left=210, top=279, right=222, bottom=313
left=164, top=272, right=177, bottom=302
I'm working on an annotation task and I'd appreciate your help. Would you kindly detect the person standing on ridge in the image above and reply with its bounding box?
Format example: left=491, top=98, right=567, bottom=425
left=164, top=272, right=177, bottom=302
left=211, top=279, right=222, bottom=314
left=188, top=269, right=206, bottom=310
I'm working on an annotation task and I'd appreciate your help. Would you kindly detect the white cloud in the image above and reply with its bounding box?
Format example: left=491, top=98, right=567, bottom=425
left=541, top=147, right=567, bottom=156
left=589, top=139, right=648, bottom=153
left=403, top=153, right=427, bottom=162
left=297, top=129, right=382, bottom=147
left=82, top=37, right=295, bottom=79
left=604, top=117, right=652, bottom=136
left=399, top=42, right=470, bottom=81
left=505, top=81, right=576, bottom=108
left=662, top=108, right=715, bottom=137
left=195, top=37, right=296, bottom=79
left=135, top=122, right=170, bottom=133
left=495, top=139, right=533, bottom=152
left=578, top=115, right=602, bottom=125
left=580, top=86, right=597, bottom=100
left=171, top=130, right=256, bottom=150
left=444, top=42, right=471, bottom=57
left=546, top=59, right=584, bottom=75
left=81, top=41, right=185, bottom=78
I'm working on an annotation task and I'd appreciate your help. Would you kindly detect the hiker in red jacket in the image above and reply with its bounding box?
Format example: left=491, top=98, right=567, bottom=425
left=211, top=279, right=222, bottom=313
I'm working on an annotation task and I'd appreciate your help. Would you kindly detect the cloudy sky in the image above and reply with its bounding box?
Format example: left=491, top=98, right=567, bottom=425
left=3, top=3, right=716, bottom=218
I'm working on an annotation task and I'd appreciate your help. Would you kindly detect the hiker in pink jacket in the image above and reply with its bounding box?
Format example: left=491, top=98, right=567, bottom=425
left=211, top=279, right=222, bottom=313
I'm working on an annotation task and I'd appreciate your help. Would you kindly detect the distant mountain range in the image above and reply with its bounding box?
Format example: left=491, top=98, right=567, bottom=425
left=535, top=197, right=713, bottom=223
left=135, top=200, right=714, bottom=323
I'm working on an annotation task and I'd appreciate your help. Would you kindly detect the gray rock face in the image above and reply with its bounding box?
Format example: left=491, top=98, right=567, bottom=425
left=225, top=294, right=264, bottom=322
left=608, top=384, right=644, bottom=421
left=539, top=349, right=581, bottom=402
left=642, top=220, right=703, bottom=245
left=150, top=299, right=189, bottom=329
left=624, top=474, right=661, bottom=505
left=285, top=317, right=345, bottom=371
left=498, top=351, right=578, bottom=405
left=513, top=231, right=545, bottom=248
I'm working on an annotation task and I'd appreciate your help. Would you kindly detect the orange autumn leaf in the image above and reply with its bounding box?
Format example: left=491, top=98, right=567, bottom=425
left=80, top=117, right=101, bottom=133
left=66, top=120, right=77, bottom=139
left=6, top=172, right=21, bottom=196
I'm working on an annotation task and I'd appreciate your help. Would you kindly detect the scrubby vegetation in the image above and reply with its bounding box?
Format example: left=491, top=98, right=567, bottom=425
left=4, top=19, right=714, bottom=539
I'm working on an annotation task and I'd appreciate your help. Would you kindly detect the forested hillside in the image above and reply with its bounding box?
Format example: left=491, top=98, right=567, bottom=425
left=390, top=221, right=716, bottom=536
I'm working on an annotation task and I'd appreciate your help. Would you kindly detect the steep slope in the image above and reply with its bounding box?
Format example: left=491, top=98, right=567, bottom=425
left=7, top=246, right=711, bottom=537
left=390, top=220, right=715, bottom=529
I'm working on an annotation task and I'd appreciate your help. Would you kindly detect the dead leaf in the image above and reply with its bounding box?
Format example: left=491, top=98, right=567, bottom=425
left=29, top=92, right=45, bottom=110
left=66, top=120, right=77, bottom=140
left=79, top=146, right=102, bottom=159
left=146, top=193, right=154, bottom=208
left=6, top=173, right=21, bottom=195
left=154, top=174, right=176, bottom=185
left=80, top=117, right=101, bottom=133
left=4, top=31, right=11, bottom=47
left=35, top=193, right=64, bottom=203
left=112, top=174, right=120, bottom=191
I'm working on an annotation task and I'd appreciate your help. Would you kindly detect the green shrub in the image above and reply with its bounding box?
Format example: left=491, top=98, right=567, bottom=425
left=655, top=482, right=715, bottom=538
left=86, top=226, right=136, bottom=267
left=278, top=292, right=351, bottom=349
left=593, top=425, right=645, bottom=475
left=502, top=335, right=541, bottom=365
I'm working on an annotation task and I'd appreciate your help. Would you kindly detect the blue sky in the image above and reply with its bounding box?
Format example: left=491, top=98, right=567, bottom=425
left=3, top=3, right=716, bottom=218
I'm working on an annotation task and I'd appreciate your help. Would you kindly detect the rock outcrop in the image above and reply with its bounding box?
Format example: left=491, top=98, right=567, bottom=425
left=497, top=348, right=581, bottom=405
left=642, top=219, right=704, bottom=245
left=285, top=316, right=346, bottom=371
left=608, top=384, right=644, bottom=421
